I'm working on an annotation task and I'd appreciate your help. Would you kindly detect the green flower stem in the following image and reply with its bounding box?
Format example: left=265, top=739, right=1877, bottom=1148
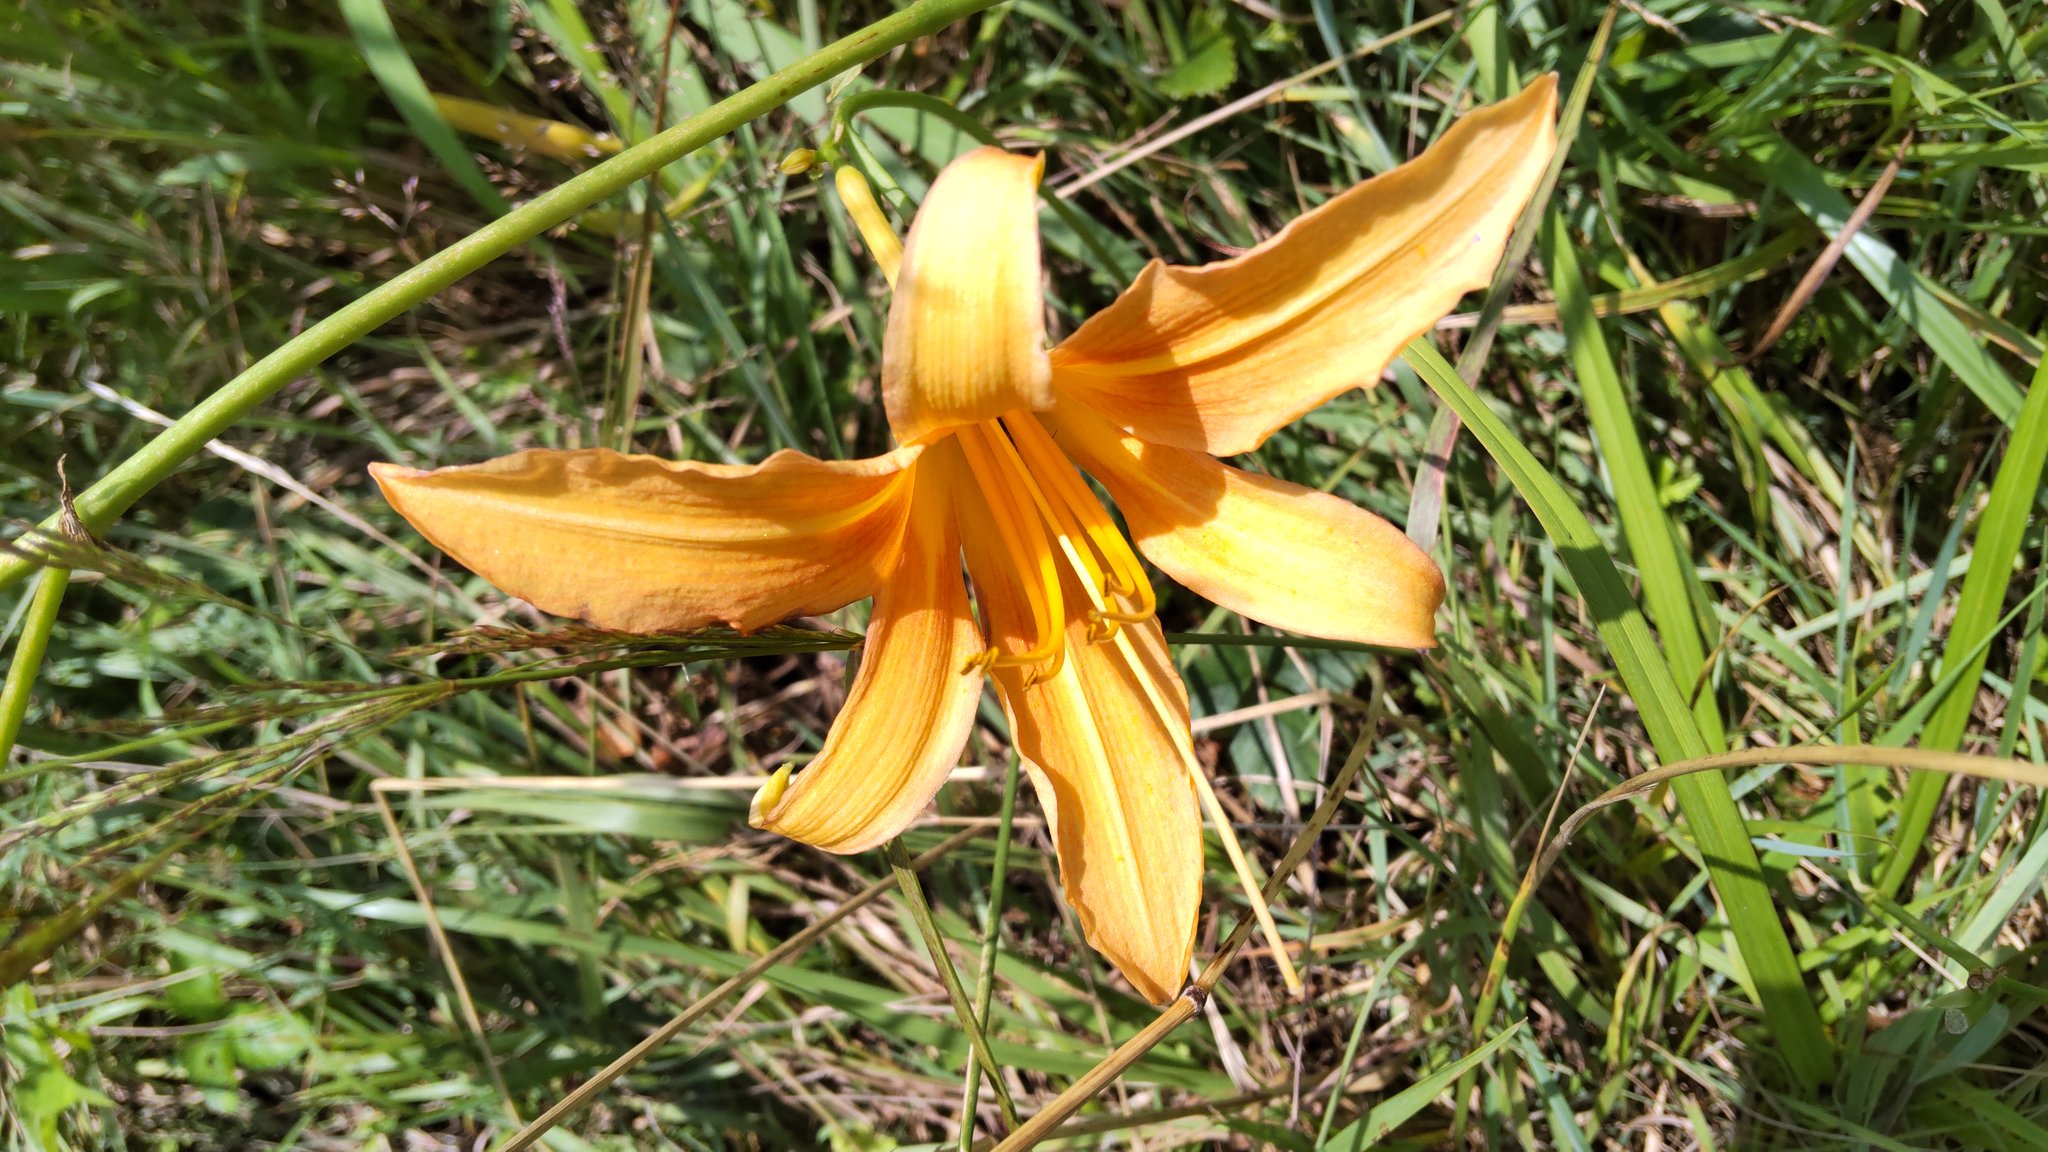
left=0, top=0, right=1003, bottom=596
left=957, top=755, right=1022, bottom=1149
left=0, top=566, right=67, bottom=766
left=835, top=89, right=1002, bottom=147
left=882, top=836, right=1018, bottom=1130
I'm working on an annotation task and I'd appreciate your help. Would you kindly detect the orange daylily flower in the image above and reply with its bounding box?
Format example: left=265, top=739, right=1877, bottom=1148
left=370, top=77, right=1558, bottom=1003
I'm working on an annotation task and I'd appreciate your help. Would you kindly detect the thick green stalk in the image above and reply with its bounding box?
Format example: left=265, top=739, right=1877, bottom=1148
left=0, top=566, right=68, bottom=765
left=0, top=0, right=1001, bottom=596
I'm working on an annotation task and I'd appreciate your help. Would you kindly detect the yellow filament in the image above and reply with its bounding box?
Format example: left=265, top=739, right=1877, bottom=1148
left=982, top=421, right=1117, bottom=630
left=1002, top=414, right=1157, bottom=623
left=954, top=424, right=1063, bottom=681
left=833, top=165, right=902, bottom=286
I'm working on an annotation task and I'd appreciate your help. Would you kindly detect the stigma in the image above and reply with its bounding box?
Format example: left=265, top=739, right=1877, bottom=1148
left=954, top=412, right=1155, bottom=684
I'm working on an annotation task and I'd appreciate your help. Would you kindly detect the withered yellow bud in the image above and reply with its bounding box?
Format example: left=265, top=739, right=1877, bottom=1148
left=833, top=164, right=902, bottom=286
left=779, top=148, right=818, bottom=176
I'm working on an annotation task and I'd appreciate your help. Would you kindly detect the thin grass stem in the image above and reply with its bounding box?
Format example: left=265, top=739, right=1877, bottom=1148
left=373, top=786, right=522, bottom=1124
left=958, top=754, right=1023, bottom=1149
left=883, top=836, right=1020, bottom=1130
left=492, top=825, right=984, bottom=1151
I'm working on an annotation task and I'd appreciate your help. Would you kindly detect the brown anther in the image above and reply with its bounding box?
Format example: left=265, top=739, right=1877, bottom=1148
left=1083, top=613, right=1122, bottom=643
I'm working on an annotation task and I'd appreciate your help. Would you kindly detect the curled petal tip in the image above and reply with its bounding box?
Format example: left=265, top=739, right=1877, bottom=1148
left=367, top=460, right=421, bottom=483
left=745, top=465, right=985, bottom=856
left=748, top=763, right=795, bottom=830
left=1052, top=77, right=1563, bottom=455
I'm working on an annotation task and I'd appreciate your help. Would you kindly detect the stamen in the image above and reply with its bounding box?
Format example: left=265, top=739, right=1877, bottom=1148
left=1001, top=413, right=1157, bottom=624
left=981, top=420, right=1117, bottom=629
left=965, top=410, right=1298, bottom=991
left=833, top=165, right=902, bottom=286
left=954, top=423, right=1064, bottom=683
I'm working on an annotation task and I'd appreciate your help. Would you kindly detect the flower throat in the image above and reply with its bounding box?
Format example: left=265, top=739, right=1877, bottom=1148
left=956, top=412, right=1155, bottom=683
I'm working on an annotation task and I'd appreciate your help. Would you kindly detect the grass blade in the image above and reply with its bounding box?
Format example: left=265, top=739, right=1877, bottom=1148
left=1877, top=342, right=2048, bottom=895
left=1401, top=335, right=1834, bottom=1087
left=339, top=0, right=509, bottom=216
left=1543, top=206, right=1725, bottom=749
left=1321, top=1021, right=1526, bottom=1150
left=1406, top=1, right=1616, bottom=553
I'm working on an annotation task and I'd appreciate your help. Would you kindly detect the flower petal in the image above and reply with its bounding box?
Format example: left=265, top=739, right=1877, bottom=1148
left=1050, top=405, right=1443, bottom=649
left=749, top=463, right=985, bottom=853
left=994, top=608, right=1201, bottom=1003
left=1050, top=76, right=1559, bottom=456
left=882, top=147, right=1053, bottom=445
left=370, top=446, right=918, bottom=632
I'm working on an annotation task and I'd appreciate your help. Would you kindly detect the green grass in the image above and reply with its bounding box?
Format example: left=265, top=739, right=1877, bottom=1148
left=5, top=0, right=2047, bottom=1148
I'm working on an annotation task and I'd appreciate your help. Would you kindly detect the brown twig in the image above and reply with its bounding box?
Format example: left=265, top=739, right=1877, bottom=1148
left=1740, top=130, right=1913, bottom=366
